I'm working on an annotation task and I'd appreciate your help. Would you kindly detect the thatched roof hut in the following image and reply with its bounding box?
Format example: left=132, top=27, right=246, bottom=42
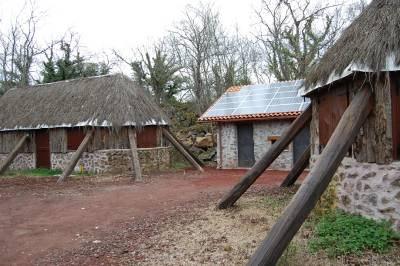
left=300, top=0, right=400, bottom=235
left=0, top=74, right=171, bottom=174
left=0, top=73, right=168, bottom=131
left=304, top=0, right=400, bottom=94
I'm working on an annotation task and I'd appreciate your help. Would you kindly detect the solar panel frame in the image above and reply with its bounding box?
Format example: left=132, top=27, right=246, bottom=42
left=200, top=80, right=310, bottom=119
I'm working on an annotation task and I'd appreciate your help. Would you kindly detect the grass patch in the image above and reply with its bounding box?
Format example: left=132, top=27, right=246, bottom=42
left=309, top=211, right=400, bottom=257
left=5, top=168, right=62, bottom=176
left=4, top=168, right=94, bottom=177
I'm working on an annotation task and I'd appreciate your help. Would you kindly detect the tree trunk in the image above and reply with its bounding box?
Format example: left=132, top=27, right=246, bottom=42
left=248, top=86, right=372, bottom=266
left=128, top=128, right=143, bottom=181
left=217, top=105, right=312, bottom=209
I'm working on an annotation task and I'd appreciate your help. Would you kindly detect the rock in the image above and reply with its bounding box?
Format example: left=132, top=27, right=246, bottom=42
left=182, top=138, right=193, bottom=147
left=396, top=192, right=400, bottom=200
left=391, top=178, right=400, bottom=187
left=198, top=149, right=216, bottom=161
left=189, top=146, right=205, bottom=156
left=195, top=136, right=214, bottom=148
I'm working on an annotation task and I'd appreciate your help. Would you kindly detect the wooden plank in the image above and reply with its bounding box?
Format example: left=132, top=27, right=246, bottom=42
left=162, top=128, right=204, bottom=172
left=248, top=86, right=373, bottom=266
left=128, top=128, right=143, bottom=181
left=57, top=129, right=94, bottom=183
left=280, top=145, right=310, bottom=187
left=217, top=105, right=312, bottom=209
left=0, top=134, right=30, bottom=175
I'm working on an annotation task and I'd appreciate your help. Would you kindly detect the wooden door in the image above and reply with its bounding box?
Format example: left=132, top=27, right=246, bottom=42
left=137, top=126, right=158, bottom=148
left=237, top=123, right=255, bottom=167
left=391, top=73, right=400, bottom=160
left=35, top=130, right=51, bottom=168
left=318, top=88, right=348, bottom=148
left=293, top=125, right=310, bottom=164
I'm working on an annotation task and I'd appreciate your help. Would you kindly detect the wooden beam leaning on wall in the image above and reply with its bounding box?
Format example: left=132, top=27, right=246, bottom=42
left=248, top=86, right=373, bottom=266
left=128, top=128, right=143, bottom=181
left=162, top=128, right=204, bottom=172
left=217, top=105, right=312, bottom=209
left=0, top=134, right=30, bottom=175
left=58, top=129, right=94, bottom=183
left=280, top=145, right=311, bottom=187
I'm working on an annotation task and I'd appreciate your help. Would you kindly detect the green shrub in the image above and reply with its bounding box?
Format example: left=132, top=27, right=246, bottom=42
left=309, top=211, right=399, bottom=257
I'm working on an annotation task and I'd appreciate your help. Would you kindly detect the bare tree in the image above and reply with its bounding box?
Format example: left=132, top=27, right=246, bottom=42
left=168, top=3, right=226, bottom=113
left=0, top=2, right=46, bottom=92
left=255, top=0, right=343, bottom=81
left=169, top=3, right=258, bottom=113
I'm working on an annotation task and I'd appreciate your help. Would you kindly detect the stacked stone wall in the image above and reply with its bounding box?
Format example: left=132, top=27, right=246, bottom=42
left=0, top=153, right=35, bottom=170
left=253, top=121, right=293, bottom=170
left=311, top=155, right=400, bottom=231
left=50, top=147, right=171, bottom=174
left=335, top=158, right=400, bottom=231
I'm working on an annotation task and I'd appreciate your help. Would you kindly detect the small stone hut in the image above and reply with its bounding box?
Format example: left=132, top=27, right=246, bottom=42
left=0, top=74, right=171, bottom=174
left=200, top=81, right=310, bottom=170
left=303, top=0, right=400, bottom=229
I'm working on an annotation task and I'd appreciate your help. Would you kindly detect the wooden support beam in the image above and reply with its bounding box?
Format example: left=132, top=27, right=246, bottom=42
left=280, top=145, right=310, bottom=187
left=163, top=128, right=205, bottom=167
left=162, top=128, right=204, bottom=172
left=0, top=134, right=30, bottom=175
left=217, top=105, right=312, bottom=209
left=58, top=129, right=94, bottom=183
left=128, top=128, right=143, bottom=181
left=248, top=87, right=373, bottom=266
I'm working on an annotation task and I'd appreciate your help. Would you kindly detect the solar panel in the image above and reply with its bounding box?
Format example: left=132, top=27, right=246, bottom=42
left=201, top=80, right=310, bottom=119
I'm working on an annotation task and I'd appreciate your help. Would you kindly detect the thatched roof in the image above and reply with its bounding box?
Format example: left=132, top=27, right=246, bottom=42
left=0, top=74, right=168, bottom=131
left=304, top=0, right=400, bottom=95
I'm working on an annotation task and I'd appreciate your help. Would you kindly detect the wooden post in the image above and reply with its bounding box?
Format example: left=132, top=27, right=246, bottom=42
left=217, top=105, right=312, bottom=209
left=58, top=129, right=94, bottom=183
left=128, top=128, right=142, bottom=181
left=0, top=134, right=30, bottom=175
left=162, top=128, right=204, bottom=172
left=248, top=87, right=373, bottom=266
left=280, top=145, right=310, bottom=187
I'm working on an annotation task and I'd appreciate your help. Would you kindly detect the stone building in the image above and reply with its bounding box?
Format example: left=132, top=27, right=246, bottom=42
left=0, top=74, right=171, bottom=174
left=302, top=0, right=400, bottom=230
left=199, top=81, right=310, bottom=170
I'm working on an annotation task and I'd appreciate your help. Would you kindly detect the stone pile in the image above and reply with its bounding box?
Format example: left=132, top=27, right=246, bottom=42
left=177, top=130, right=217, bottom=163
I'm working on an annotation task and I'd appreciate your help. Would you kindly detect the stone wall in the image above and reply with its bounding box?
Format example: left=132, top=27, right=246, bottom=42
left=51, top=147, right=171, bottom=174
left=217, top=123, right=238, bottom=168
left=334, top=158, right=400, bottom=231
left=253, top=120, right=293, bottom=170
left=217, top=120, right=294, bottom=170
left=0, top=153, right=35, bottom=170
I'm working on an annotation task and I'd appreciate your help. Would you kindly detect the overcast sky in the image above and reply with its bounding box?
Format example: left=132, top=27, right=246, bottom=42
left=0, top=0, right=260, bottom=56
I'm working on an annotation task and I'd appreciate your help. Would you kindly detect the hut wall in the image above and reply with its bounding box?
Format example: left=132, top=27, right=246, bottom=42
left=50, top=129, right=67, bottom=153
left=51, top=147, right=171, bottom=174
left=334, top=157, right=400, bottom=231
left=0, top=131, right=36, bottom=170
left=309, top=74, right=400, bottom=231
left=253, top=120, right=293, bottom=170
left=217, top=120, right=294, bottom=170
left=0, top=131, right=35, bottom=153
left=311, top=75, right=393, bottom=163
left=217, top=123, right=238, bottom=169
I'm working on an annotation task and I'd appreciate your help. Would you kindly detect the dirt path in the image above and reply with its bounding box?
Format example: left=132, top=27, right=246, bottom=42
left=0, top=168, right=297, bottom=265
